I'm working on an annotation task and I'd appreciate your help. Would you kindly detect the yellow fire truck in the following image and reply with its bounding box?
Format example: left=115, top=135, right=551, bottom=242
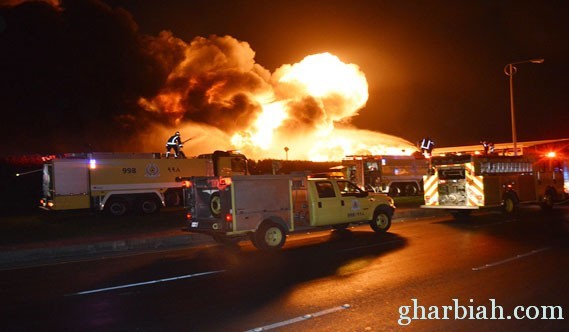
left=183, top=175, right=395, bottom=250
left=421, top=153, right=565, bottom=217
left=342, top=154, right=428, bottom=196
left=39, top=151, right=247, bottom=216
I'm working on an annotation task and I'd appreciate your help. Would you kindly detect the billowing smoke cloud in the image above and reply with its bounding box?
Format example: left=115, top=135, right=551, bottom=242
left=0, top=0, right=417, bottom=160
left=139, top=35, right=416, bottom=160
left=139, top=33, right=272, bottom=133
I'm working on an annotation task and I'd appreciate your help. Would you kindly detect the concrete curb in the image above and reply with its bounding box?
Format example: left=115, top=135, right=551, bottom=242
left=0, top=208, right=448, bottom=270
left=0, top=233, right=214, bottom=270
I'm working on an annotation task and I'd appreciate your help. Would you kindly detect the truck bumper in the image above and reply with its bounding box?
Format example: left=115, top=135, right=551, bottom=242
left=188, top=218, right=225, bottom=232
left=420, top=205, right=479, bottom=210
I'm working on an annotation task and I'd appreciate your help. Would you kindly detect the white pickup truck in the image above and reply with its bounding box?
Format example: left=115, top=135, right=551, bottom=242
left=183, top=174, right=395, bottom=250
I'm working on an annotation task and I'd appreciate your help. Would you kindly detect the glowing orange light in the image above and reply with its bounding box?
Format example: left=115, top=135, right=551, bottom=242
left=138, top=34, right=418, bottom=161
left=546, top=151, right=556, bottom=158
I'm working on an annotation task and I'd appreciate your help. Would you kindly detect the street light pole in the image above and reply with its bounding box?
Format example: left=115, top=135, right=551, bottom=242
left=504, top=58, right=544, bottom=156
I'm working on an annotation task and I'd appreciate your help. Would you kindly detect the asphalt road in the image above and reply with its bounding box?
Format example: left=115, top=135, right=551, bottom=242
left=1, top=206, right=569, bottom=331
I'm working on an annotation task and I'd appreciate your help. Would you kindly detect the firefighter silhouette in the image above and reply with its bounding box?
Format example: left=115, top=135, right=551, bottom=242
left=481, top=141, right=495, bottom=155
left=420, top=137, right=435, bottom=155
left=165, top=131, right=182, bottom=158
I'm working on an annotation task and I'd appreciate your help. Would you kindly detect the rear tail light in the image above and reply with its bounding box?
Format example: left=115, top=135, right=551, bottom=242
left=186, top=212, right=192, bottom=220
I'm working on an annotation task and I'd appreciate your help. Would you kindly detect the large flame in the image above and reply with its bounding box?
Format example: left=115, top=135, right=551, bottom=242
left=139, top=35, right=416, bottom=161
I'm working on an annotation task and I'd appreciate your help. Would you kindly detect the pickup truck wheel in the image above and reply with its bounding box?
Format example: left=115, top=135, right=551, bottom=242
left=254, top=222, right=286, bottom=250
left=106, top=198, right=128, bottom=217
left=370, top=210, right=391, bottom=233
left=209, top=193, right=222, bottom=218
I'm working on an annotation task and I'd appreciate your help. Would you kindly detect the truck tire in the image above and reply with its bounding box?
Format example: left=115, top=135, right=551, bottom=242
left=254, top=222, right=286, bottom=250
left=139, top=197, right=161, bottom=215
left=540, top=190, right=555, bottom=211
left=370, top=209, right=391, bottom=233
left=164, top=191, right=181, bottom=206
left=502, top=194, right=518, bottom=215
left=388, top=185, right=400, bottom=197
left=404, top=183, right=418, bottom=196
left=210, top=193, right=222, bottom=218
left=105, top=198, right=128, bottom=217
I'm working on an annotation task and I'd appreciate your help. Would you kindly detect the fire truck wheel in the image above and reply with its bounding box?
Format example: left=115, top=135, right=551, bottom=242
left=139, top=197, right=161, bottom=215
left=209, top=193, right=222, bottom=218
left=105, top=198, right=128, bottom=217
left=502, top=195, right=518, bottom=215
left=370, top=209, right=391, bottom=232
left=254, top=222, right=286, bottom=250
left=164, top=191, right=181, bottom=206
left=388, top=185, right=400, bottom=197
left=404, top=184, right=418, bottom=196
left=541, top=191, right=555, bottom=211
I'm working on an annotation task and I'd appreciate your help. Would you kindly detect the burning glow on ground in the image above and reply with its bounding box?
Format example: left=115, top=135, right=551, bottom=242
left=139, top=35, right=416, bottom=160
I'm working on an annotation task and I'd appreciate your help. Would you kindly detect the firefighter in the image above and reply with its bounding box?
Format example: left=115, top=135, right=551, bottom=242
left=165, top=131, right=182, bottom=158
left=481, top=141, right=495, bottom=155
left=420, top=137, right=435, bottom=156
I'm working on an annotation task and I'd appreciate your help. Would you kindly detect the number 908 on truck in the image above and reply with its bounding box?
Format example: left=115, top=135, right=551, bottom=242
left=182, top=174, right=396, bottom=250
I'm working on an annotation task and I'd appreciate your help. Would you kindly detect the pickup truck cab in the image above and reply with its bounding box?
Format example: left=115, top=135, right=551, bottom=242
left=183, top=174, right=395, bottom=250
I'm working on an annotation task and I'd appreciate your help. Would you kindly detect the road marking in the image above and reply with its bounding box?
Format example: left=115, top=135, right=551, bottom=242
left=67, top=270, right=225, bottom=296
left=472, top=247, right=550, bottom=271
left=245, top=304, right=351, bottom=331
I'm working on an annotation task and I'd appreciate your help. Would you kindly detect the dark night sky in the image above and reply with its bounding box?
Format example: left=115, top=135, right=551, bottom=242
left=1, top=0, right=568, bottom=156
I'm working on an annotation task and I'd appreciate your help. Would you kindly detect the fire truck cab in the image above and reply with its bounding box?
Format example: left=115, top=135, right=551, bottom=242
left=422, top=153, right=565, bottom=217
left=342, top=154, right=428, bottom=196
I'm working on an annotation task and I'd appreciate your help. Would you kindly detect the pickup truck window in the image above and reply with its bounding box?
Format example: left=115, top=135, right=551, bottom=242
left=337, top=180, right=368, bottom=197
left=315, top=181, right=336, bottom=198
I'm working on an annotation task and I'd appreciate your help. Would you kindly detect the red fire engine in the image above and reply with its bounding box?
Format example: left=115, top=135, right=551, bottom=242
left=421, top=152, right=566, bottom=217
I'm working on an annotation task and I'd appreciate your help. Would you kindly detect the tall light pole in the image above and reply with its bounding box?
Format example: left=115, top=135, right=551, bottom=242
left=504, top=58, right=544, bottom=156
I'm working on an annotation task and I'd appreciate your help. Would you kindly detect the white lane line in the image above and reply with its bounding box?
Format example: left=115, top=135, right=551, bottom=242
left=67, top=270, right=225, bottom=296
left=245, top=304, right=351, bottom=332
left=472, top=247, right=550, bottom=271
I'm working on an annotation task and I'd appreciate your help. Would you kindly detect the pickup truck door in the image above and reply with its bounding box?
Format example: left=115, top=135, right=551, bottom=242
left=336, top=180, right=370, bottom=223
left=310, top=180, right=346, bottom=226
